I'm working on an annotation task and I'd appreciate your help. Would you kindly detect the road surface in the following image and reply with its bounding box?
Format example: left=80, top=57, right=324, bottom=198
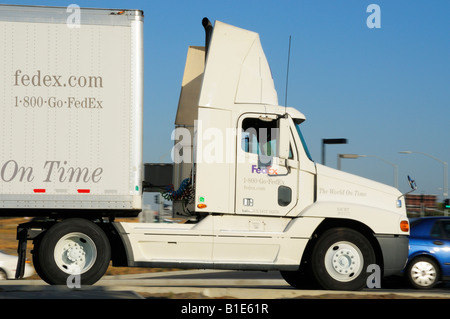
left=1, top=269, right=450, bottom=299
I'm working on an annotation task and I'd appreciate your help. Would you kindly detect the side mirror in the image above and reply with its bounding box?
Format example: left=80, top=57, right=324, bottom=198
left=398, top=175, right=417, bottom=201
left=278, top=117, right=290, bottom=160
left=408, top=175, right=417, bottom=190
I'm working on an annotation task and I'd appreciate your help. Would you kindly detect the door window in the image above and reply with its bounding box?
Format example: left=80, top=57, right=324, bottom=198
left=241, top=117, right=293, bottom=159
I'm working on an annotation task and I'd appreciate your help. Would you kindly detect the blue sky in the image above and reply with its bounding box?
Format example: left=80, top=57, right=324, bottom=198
left=2, top=0, right=449, bottom=200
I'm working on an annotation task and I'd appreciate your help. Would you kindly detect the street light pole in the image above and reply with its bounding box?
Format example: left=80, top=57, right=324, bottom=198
left=322, top=138, right=348, bottom=165
left=338, top=154, right=398, bottom=188
left=360, top=155, right=399, bottom=189
left=337, top=154, right=359, bottom=170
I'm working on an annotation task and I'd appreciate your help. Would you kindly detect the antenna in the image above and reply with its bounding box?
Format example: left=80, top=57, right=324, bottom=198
left=284, top=35, right=292, bottom=109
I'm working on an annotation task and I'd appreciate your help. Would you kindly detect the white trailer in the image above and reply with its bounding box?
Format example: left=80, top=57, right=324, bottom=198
left=1, top=5, right=410, bottom=290
left=0, top=5, right=143, bottom=215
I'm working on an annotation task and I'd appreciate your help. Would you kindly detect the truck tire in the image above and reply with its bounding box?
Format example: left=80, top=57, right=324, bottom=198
left=32, top=218, right=111, bottom=285
left=280, top=267, right=319, bottom=289
left=311, top=227, right=375, bottom=290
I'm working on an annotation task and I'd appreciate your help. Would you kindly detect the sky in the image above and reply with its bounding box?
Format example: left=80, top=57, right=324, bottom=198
left=2, top=0, right=449, bottom=201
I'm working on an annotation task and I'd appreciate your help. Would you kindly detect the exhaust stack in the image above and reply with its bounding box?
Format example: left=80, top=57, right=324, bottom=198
left=202, top=17, right=213, bottom=61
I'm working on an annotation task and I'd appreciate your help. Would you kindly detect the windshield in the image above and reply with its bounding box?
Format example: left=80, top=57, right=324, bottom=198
left=295, top=121, right=313, bottom=161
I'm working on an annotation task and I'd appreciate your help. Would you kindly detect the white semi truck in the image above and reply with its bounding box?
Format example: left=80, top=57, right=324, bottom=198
left=1, top=5, right=410, bottom=290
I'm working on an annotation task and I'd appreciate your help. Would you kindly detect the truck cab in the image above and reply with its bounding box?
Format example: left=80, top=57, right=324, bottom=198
left=119, top=19, right=409, bottom=290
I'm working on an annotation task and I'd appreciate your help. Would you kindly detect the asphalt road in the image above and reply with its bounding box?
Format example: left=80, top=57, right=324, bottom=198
left=1, top=269, right=450, bottom=300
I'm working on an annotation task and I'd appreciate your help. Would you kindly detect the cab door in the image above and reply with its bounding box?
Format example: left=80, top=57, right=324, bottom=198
left=234, top=114, right=298, bottom=216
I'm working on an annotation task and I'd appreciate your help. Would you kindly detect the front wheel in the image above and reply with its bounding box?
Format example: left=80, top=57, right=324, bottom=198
left=311, top=228, right=376, bottom=290
left=33, top=218, right=111, bottom=285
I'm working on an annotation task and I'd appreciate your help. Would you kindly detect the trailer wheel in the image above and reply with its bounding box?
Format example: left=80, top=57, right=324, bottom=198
left=311, top=227, right=375, bottom=290
left=33, top=218, right=111, bottom=285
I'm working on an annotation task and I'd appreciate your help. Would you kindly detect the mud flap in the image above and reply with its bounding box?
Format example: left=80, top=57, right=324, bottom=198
left=15, top=227, right=28, bottom=279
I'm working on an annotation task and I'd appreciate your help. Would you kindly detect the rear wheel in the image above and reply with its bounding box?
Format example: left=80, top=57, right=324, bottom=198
left=33, top=218, right=111, bottom=285
left=311, top=228, right=376, bottom=290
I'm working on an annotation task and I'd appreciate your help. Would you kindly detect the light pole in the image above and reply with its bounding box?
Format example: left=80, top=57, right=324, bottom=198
left=337, top=154, right=359, bottom=170
left=361, top=155, right=398, bottom=189
left=338, top=154, right=398, bottom=188
left=322, top=138, right=348, bottom=165
left=399, top=151, right=448, bottom=199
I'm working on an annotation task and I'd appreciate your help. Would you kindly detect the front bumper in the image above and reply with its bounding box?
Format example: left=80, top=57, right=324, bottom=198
left=376, top=235, right=409, bottom=276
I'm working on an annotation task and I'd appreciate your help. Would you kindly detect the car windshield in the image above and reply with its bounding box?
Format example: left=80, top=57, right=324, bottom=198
left=294, top=121, right=313, bottom=161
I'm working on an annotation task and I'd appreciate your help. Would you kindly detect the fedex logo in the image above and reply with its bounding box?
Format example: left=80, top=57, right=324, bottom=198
left=251, top=165, right=278, bottom=175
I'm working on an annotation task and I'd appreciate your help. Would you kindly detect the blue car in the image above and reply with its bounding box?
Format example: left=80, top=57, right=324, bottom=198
left=405, top=217, right=450, bottom=289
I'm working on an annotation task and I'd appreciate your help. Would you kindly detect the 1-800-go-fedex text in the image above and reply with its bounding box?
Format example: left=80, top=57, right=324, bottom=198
left=14, top=96, right=103, bottom=109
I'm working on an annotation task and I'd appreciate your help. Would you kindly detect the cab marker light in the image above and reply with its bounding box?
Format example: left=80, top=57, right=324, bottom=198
left=197, top=203, right=207, bottom=209
left=400, top=220, right=409, bottom=232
